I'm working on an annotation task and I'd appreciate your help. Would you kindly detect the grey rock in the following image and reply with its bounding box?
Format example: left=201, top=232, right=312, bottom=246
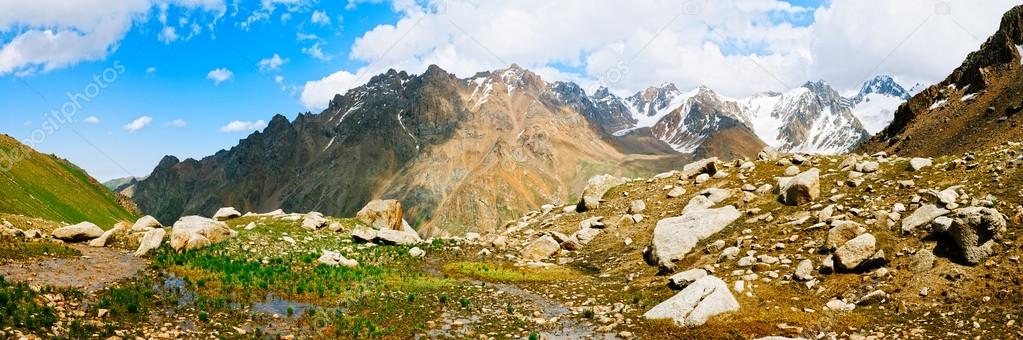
left=778, top=168, right=820, bottom=206
left=941, top=207, right=1007, bottom=264
left=628, top=200, right=647, bottom=214
left=577, top=174, right=629, bottom=212
left=51, top=222, right=104, bottom=242
left=794, top=259, right=814, bottom=281
left=134, top=228, right=166, bottom=257
left=834, top=233, right=876, bottom=271
left=909, top=158, right=933, bottom=171
left=522, top=235, right=560, bottom=261
left=170, top=216, right=236, bottom=251
left=681, top=158, right=718, bottom=179
left=647, top=206, right=741, bottom=271
left=902, top=204, right=950, bottom=234
left=644, top=276, right=739, bottom=327
left=130, top=215, right=163, bottom=232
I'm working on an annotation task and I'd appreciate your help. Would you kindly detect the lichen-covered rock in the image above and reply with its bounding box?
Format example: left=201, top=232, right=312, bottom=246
left=939, top=207, right=1007, bottom=264
left=646, top=206, right=741, bottom=271
left=576, top=174, right=628, bottom=212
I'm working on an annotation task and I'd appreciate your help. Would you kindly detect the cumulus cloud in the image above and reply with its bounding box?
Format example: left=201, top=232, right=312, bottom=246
left=311, top=10, right=331, bottom=25
left=258, top=53, right=289, bottom=71
left=158, top=26, right=179, bottom=44
left=122, top=116, right=153, bottom=132
left=302, top=42, right=332, bottom=62
left=207, top=67, right=233, bottom=84
left=220, top=120, right=267, bottom=132
left=301, top=0, right=1019, bottom=110
left=0, top=0, right=226, bottom=77
left=165, top=119, right=188, bottom=127
left=146, top=66, right=157, bottom=74
left=83, top=116, right=101, bottom=124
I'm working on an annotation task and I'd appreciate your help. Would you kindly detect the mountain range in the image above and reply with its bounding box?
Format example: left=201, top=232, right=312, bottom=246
left=862, top=4, right=1023, bottom=156
left=129, top=64, right=913, bottom=236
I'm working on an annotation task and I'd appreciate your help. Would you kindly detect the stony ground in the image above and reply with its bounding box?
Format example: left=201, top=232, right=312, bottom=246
left=1, top=143, right=1023, bottom=339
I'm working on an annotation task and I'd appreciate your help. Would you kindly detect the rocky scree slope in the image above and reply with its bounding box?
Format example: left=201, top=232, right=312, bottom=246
left=863, top=4, right=1023, bottom=156
left=476, top=142, right=1023, bottom=338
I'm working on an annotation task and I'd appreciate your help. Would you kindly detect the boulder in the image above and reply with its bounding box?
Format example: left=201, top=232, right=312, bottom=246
left=826, top=221, right=866, bottom=249
left=169, top=216, right=236, bottom=252
left=409, top=247, right=426, bottom=258
left=375, top=228, right=422, bottom=246
left=644, top=276, right=739, bottom=327
left=784, top=166, right=800, bottom=176
left=356, top=199, right=405, bottom=230
left=681, top=158, right=718, bottom=179
left=522, top=235, right=560, bottom=261
left=778, top=168, right=820, bottom=206
left=834, top=233, right=876, bottom=271
left=628, top=200, right=647, bottom=214
left=694, top=173, right=711, bottom=184
left=794, top=259, right=814, bottom=281
left=130, top=215, right=163, bottom=232
left=668, top=269, right=708, bottom=289
left=667, top=186, right=686, bottom=198
left=51, top=222, right=104, bottom=242
left=301, top=212, right=328, bottom=230
left=938, top=207, right=1007, bottom=264
left=134, top=228, right=166, bottom=257
left=646, top=206, right=741, bottom=271
left=909, top=158, right=933, bottom=171
left=352, top=226, right=378, bottom=243
left=88, top=223, right=126, bottom=247
left=857, top=161, right=879, bottom=173
left=213, top=207, right=242, bottom=221
left=909, top=249, right=936, bottom=273
left=317, top=250, right=359, bottom=268
left=757, top=147, right=780, bottom=161
left=901, top=204, right=950, bottom=234
left=576, top=175, right=628, bottom=212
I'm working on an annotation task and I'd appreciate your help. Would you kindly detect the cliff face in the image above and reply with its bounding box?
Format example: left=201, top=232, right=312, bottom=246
left=862, top=5, right=1023, bottom=156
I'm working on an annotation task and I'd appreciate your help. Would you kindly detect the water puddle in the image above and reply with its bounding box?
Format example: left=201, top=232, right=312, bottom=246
left=0, top=245, right=145, bottom=291
left=251, top=294, right=317, bottom=318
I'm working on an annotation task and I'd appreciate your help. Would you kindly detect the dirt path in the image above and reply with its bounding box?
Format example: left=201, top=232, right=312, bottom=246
left=0, top=244, right=145, bottom=291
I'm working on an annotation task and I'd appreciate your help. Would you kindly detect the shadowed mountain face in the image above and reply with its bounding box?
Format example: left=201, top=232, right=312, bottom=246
left=862, top=4, right=1023, bottom=156
left=133, top=65, right=710, bottom=236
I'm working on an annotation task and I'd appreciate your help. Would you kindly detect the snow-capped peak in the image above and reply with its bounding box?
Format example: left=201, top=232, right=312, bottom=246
left=856, top=75, right=911, bottom=100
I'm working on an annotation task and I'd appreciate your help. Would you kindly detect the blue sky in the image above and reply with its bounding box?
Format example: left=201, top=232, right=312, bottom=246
left=0, top=0, right=1013, bottom=181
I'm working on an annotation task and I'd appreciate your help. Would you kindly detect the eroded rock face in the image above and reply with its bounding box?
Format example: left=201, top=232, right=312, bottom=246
left=169, top=216, right=236, bottom=251
left=778, top=168, right=820, bottom=206
left=937, top=207, right=1008, bottom=264
left=644, top=276, right=739, bottom=327
left=88, top=223, right=127, bottom=248
left=51, top=222, right=104, bottom=242
left=576, top=175, right=629, bottom=212
left=646, top=206, right=741, bottom=271
left=356, top=200, right=405, bottom=231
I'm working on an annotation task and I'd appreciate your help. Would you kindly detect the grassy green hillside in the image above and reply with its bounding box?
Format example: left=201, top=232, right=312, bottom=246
left=0, top=135, right=136, bottom=227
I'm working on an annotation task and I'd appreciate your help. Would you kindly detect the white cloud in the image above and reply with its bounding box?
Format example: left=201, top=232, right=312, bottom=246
left=274, top=75, right=284, bottom=84
left=158, top=26, right=179, bottom=44
left=301, top=0, right=1019, bottom=110
left=220, top=119, right=267, bottom=132
left=165, top=119, right=188, bottom=127
left=311, top=10, right=331, bottom=25
left=83, top=116, right=101, bottom=124
left=146, top=66, right=157, bottom=74
left=0, top=0, right=226, bottom=77
left=296, top=33, right=320, bottom=41
left=302, top=42, right=332, bottom=62
left=122, top=116, right=153, bottom=132
left=206, top=67, right=233, bottom=84
left=258, top=53, right=288, bottom=71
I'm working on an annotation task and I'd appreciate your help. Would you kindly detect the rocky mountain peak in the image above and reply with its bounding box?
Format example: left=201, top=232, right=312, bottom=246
left=856, top=75, right=911, bottom=100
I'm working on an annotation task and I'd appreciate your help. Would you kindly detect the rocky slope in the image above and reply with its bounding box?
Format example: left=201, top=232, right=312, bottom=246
left=0, top=135, right=136, bottom=227
left=134, top=65, right=689, bottom=237
left=862, top=4, right=1023, bottom=156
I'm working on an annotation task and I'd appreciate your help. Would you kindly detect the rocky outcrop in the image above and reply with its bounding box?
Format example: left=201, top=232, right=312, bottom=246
left=88, top=223, right=126, bottom=247
left=646, top=206, right=741, bottom=271
left=317, top=250, right=359, bottom=267
left=644, top=276, right=739, bottom=327
left=169, top=216, right=237, bottom=251
left=521, top=235, right=560, bottom=261
left=834, top=233, right=878, bottom=271
left=51, top=222, right=104, bottom=242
